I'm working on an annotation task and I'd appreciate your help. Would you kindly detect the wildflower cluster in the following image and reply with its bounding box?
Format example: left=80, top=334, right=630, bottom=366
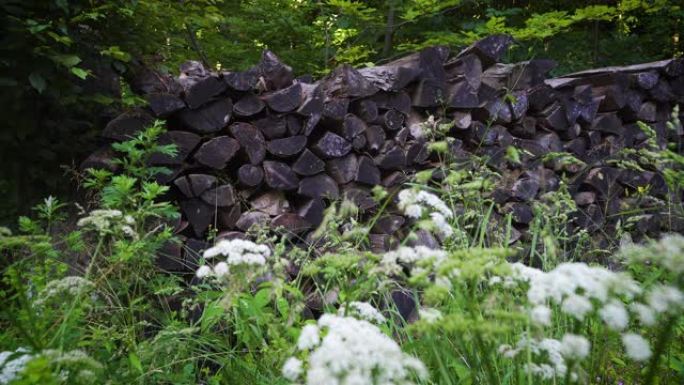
left=34, top=276, right=95, bottom=307
left=196, top=239, right=272, bottom=279
left=376, top=246, right=447, bottom=277
left=397, top=189, right=454, bottom=238
left=0, top=348, right=32, bottom=384
left=77, top=209, right=136, bottom=237
left=338, top=301, right=387, bottom=324
left=499, top=334, right=590, bottom=381
left=620, top=233, right=684, bottom=274
left=283, top=311, right=427, bottom=385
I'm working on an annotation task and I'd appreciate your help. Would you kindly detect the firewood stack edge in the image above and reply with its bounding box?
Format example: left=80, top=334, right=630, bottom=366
left=81, top=35, right=684, bottom=272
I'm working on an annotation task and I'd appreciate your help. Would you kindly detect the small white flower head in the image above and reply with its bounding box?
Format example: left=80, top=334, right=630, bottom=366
left=213, top=262, right=229, bottom=277
left=405, top=204, right=423, bottom=219
left=489, top=275, right=503, bottom=285
left=195, top=265, right=212, bottom=279
left=418, top=307, right=443, bottom=324
left=430, top=212, right=454, bottom=238
left=630, top=303, right=656, bottom=326
left=397, top=189, right=453, bottom=239
left=203, top=239, right=271, bottom=266
left=291, top=314, right=427, bottom=385
left=621, top=333, right=652, bottom=362
left=197, top=239, right=272, bottom=279
left=502, top=337, right=569, bottom=379
left=77, top=209, right=133, bottom=235
left=376, top=246, right=447, bottom=277
left=530, top=305, right=552, bottom=326
left=560, top=334, right=591, bottom=360
left=561, top=294, right=593, bottom=320
left=297, top=324, right=321, bottom=350
left=338, top=302, right=386, bottom=324
left=0, top=348, right=32, bottom=384
left=35, top=277, right=95, bottom=307
left=282, top=357, right=303, bottom=381
left=647, top=284, right=684, bottom=314
left=599, top=300, right=629, bottom=331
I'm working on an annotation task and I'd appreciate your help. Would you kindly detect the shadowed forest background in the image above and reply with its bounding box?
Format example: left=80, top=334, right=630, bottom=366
left=0, top=0, right=682, bottom=224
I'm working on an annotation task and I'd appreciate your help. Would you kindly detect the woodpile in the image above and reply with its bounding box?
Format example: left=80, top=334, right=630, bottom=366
left=82, top=35, right=684, bottom=272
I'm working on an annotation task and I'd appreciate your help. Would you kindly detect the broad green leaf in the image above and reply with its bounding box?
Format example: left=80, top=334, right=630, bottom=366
left=71, top=67, right=89, bottom=79
left=53, top=54, right=81, bottom=68
left=28, top=72, right=47, bottom=93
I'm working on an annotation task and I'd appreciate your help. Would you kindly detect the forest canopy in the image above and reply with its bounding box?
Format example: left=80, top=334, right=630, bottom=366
left=0, top=0, right=682, bottom=223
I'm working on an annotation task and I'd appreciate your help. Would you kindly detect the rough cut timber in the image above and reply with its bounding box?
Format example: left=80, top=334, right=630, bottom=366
left=84, top=35, right=684, bottom=273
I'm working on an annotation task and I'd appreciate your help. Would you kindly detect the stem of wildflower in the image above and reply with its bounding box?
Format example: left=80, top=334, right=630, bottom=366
left=644, top=314, right=678, bottom=385
left=465, top=283, right=498, bottom=385
left=564, top=359, right=574, bottom=385
left=84, top=236, right=104, bottom=279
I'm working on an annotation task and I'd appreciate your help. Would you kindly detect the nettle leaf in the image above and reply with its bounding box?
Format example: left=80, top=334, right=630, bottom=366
left=28, top=72, right=47, bottom=93
left=70, top=67, right=89, bottom=79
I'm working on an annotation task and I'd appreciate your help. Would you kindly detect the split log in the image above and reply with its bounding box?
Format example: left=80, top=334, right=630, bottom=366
left=356, top=156, right=381, bottom=185
left=267, top=136, right=307, bottom=157
left=263, top=161, right=299, bottom=190
left=272, top=213, right=311, bottom=234
left=233, top=93, right=265, bottom=117
left=230, top=122, right=266, bottom=164
left=238, top=164, right=264, bottom=187
left=326, top=154, right=358, bottom=184
left=298, top=174, right=340, bottom=199
left=263, top=83, right=302, bottom=112
left=312, top=132, right=352, bottom=158
left=251, top=191, right=290, bottom=216
left=253, top=115, right=287, bottom=139
left=200, top=185, right=236, bottom=207
left=194, top=136, right=240, bottom=169
left=179, top=98, right=232, bottom=133
left=292, top=149, right=326, bottom=176
left=174, top=174, right=217, bottom=197
left=149, top=131, right=201, bottom=165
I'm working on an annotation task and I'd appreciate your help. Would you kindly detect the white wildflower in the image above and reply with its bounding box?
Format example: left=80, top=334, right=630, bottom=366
left=377, top=246, right=447, bottom=276
left=599, top=300, right=629, bottom=330
left=502, top=337, right=569, bottom=379
left=213, top=262, right=229, bottom=277
left=561, top=294, right=593, bottom=320
left=297, top=324, right=320, bottom=350
left=621, top=333, right=652, bottom=362
left=0, top=348, right=32, bottom=384
left=289, top=314, right=427, bottom=385
left=35, top=277, right=94, bottom=307
left=647, top=284, right=684, bottom=314
left=404, top=204, right=423, bottom=218
left=196, top=239, right=272, bottom=279
left=195, top=265, right=212, bottom=279
left=418, top=307, right=443, bottom=323
left=339, top=302, right=386, bottom=324
left=630, top=303, right=657, bottom=326
left=77, top=209, right=134, bottom=235
left=560, top=334, right=590, bottom=360
left=488, top=275, right=502, bottom=285
left=430, top=212, right=453, bottom=237
left=282, top=357, right=303, bottom=381
left=622, top=233, right=684, bottom=274
left=530, top=305, right=552, bottom=326
left=397, top=189, right=454, bottom=238
left=204, top=239, right=271, bottom=266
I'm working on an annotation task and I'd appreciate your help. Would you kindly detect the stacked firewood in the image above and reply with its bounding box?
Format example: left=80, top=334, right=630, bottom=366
left=81, top=35, right=684, bottom=272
